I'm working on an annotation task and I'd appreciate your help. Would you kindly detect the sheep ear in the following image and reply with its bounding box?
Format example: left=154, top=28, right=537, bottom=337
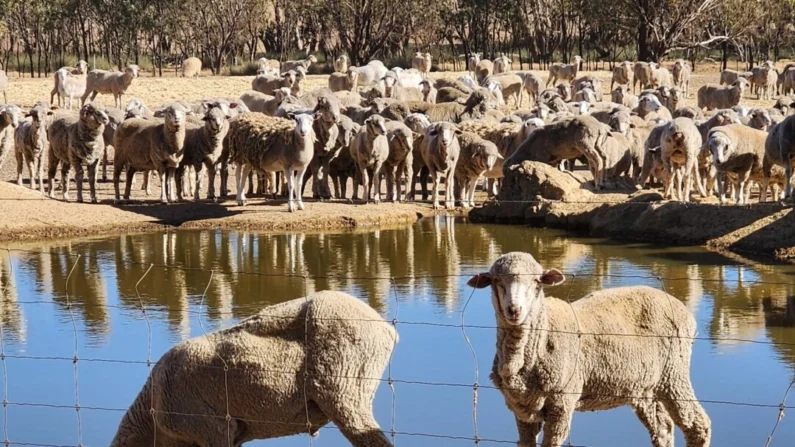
left=313, top=112, right=322, bottom=121
left=539, top=268, right=565, bottom=286
left=467, top=273, right=492, bottom=289
left=454, top=129, right=463, bottom=135
left=286, top=112, right=295, bottom=120
left=648, top=146, right=660, bottom=153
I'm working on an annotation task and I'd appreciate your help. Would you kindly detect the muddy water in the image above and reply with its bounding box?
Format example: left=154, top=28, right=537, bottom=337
left=0, top=218, right=793, bottom=446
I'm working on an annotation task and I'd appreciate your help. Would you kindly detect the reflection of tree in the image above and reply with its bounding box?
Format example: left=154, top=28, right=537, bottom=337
left=0, top=253, right=25, bottom=343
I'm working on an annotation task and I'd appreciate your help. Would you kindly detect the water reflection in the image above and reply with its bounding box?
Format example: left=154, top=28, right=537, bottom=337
left=1, top=219, right=795, bottom=363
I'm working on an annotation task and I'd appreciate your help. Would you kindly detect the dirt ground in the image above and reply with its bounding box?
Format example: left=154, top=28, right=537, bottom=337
left=0, top=62, right=790, bottom=247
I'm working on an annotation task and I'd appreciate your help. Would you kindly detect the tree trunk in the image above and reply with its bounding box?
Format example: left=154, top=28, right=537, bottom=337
left=637, top=21, right=649, bottom=62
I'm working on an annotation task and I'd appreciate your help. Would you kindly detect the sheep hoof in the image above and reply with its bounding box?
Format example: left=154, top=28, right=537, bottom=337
left=237, top=199, right=247, bottom=206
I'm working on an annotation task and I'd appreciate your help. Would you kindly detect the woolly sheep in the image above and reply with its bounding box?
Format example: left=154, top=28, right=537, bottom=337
left=50, top=60, right=88, bottom=107
left=252, top=71, right=296, bottom=96
left=468, top=53, right=482, bottom=76
left=611, top=86, right=639, bottom=109
left=673, top=106, right=704, bottom=120
left=412, top=52, right=432, bottom=76
left=454, top=131, right=502, bottom=207
left=596, top=130, right=634, bottom=187
left=475, top=59, right=494, bottom=84
left=300, top=95, right=343, bottom=200
left=181, top=57, right=202, bottom=78
left=46, top=102, right=109, bottom=202
left=706, top=123, right=768, bottom=204
left=763, top=115, right=795, bottom=201
left=781, top=68, right=795, bottom=96
left=672, top=59, right=691, bottom=97
left=351, top=115, right=389, bottom=203
left=391, top=67, right=423, bottom=89
left=610, top=61, right=633, bottom=91
left=574, top=75, right=604, bottom=101
left=649, top=65, right=674, bottom=89
left=112, top=103, right=189, bottom=203
left=334, top=55, right=349, bottom=73
left=403, top=113, right=433, bottom=200
left=0, top=105, right=22, bottom=172
left=761, top=65, right=778, bottom=100
left=382, top=120, right=415, bottom=202
left=516, top=72, right=542, bottom=107
left=660, top=117, right=707, bottom=202
left=636, top=93, right=672, bottom=122
left=329, top=69, right=360, bottom=93
left=421, top=121, right=461, bottom=209
left=493, top=55, right=512, bottom=74
left=81, top=64, right=139, bottom=109
left=720, top=69, right=752, bottom=86
left=0, top=69, right=7, bottom=103
left=420, top=79, right=437, bottom=104
left=573, top=87, right=597, bottom=104
left=177, top=102, right=234, bottom=201
left=124, top=98, right=155, bottom=120
left=328, top=115, right=361, bottom=199
left=280, top=55, right=317, bottom=74
left=379, top=89, right=496, bottom=124
left=547, top=55, right=582, bottom=87
left=55, top=68, right=87, bottom=110
left=608, top=110, right=655, bottom=180
left=240, top=89, right=288, bottom=116
left=100, top=107, right=126, bottom=183
left=14, top=104, right=54, bottom=193
left=750, top=61, right=775, bottom=98
left=230, top=113, right=316, bottom=211
left=256, top=57, right=279, bottom=76
left=110, top=290, right=397, bottom=447
left=468, top=252, right=711, bottom=447
left=351, top=61, right=389, bottom=87
left=633, top=62, right=654, bottom=93
left=746, top=108, right=774, bottom=131
left=697, top=78, right=747, bottom=111
left=482, top=73, right=523, bottom=107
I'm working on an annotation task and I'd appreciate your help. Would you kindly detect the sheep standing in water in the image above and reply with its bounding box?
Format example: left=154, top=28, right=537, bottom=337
left=468, top=252, right=711, bottom=447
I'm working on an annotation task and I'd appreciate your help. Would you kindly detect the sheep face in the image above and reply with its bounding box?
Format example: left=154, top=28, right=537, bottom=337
left=364, top=115, right=387, bottom=137
left=76, top=60, right=89, bottom=74
left=556, top=84, right=571, bottom=101
left=707, top=132, right=733, bottom=165
left=314, top=96, right=341, bottom=124
left=124, top=99, right=147, bottom=119
left=404, top=113, right=430, bottom=132
left=428, top=122, right=460, bottom=150
left=80, top=103, right=110, bottom=130
left=125, top=65, right=140, bottom=78
left=484, top=81, right=505, bottom=106
left=609, top=112, right=631, bottom=135
left=0, top=105, right=22, bottom=129
left=574, top=101, right=590, bottom=115
left=531, top=104, right=550, bottom=121
left=749, top=109, right=772, bottom=131
left=732, top=78, right=748, bottom=93
left=713, top=110, right=741, bottom=126
left=459, top=75, right=477, bottom=90
left=201, top=106, right=229, bottom=134
left=337, top=120, right=358, bottom=147
left=274, top=87, right=292, bottom=103
left=467, top=252, right=565, bottom=326
left=521, top=118, right=545, bottom=140
left=25, top=105, right=54, bottom=125
left=287, top=113, right=315, bottom=139
left=639, top=94, right=663, bottom=113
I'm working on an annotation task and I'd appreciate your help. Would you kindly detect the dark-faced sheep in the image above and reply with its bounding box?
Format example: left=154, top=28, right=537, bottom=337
left=467, top=252, right=711, bottom=447
left=110, top=290, right=397, bottom=447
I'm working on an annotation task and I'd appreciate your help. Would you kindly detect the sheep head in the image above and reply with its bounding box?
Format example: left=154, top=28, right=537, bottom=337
left=76, top=60, right=89, bottom=74
left=468, top=252, right=565, bottom=326
left=201, top=103, right=230, bottom=133
left=404, top=113, right=431, bottom=132
left=428, top=122, right=461, bottom=150
left=609, top=111, right=631, bottom=135
left=521, top=118, right=545, bottom=140
left=153, top=103, right=187, bottom=131
left=314, top=95, right=341, bottom=124
left=288, top=113, right=316, bottom=139
left=749, top=108, right=772, bottom=130
left=125, top=64, right=140, bottom=78
left=364, top=115, right=387, bottom=137
left=707, top=131, right=733, bottom=165
left=79, top=102, right=109, bottom=130
left=25, top=104, right=55, bottom=125
left=0, top=105, right=22, bottom=128
left=639, top=94, right=662, bottom=113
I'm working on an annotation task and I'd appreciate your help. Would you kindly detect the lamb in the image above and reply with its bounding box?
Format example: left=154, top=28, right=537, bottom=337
left=697, top=78, right=748, bottom=111
left=177, top=102, right=234, bottom=201
left=705, top=123, right=768, bottom=204
left=468, top=252, right=711, bottom=447
left=610, top=61, right=633, bottom=91
left=0, top=69, right=7, bottom=103
left=81, top=64, right=139, bottom=109
left=382, top=120, right=415, bottom=202
left=420, top=79, right=437, bottom=104
left=421, top=121, right=461, bottom=209
left=493, top=55, right=512, bottom=74
left=633, top=61, right=654, bottom=92
left=763, top=115, right=795, bottom=201
left=14, top=103, right=54, bottom=193
left=412, top=52, right=432, bottom=76
left=280, top=55, right=317, bottom=74
left=546, top=55, right=582, bottom=87
left=454, top=131, right=502, bottom=207
left=329, top=69, right=359, bottom=92
left=475, top=59, right=494, bottom=84
left=46, top=102, right=109, bottom=203
left=112, top=103, right=189, bottom=203
left=181, top=57, right=202, bottom=78
left=350, top=61, right=389, bottom=87
left=351, top=115, right=389, bottom=203
left=50, top=60, right=88, bottom=107
left=0, top=105, right=22, bottom=172
left=110, top=290, right=397, bottom=447
left=660, top=117, right=707, bottom=202
left=468, top=53, right=482, bottom=76
left=230, top=113, right=316, bottom=211
left=761, top=65, right=778, bottom=100
left=334, top=55, right=349, bottom=73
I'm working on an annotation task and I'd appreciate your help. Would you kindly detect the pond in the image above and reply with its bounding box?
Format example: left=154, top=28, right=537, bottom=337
left=0, top=217, right=793, bottom=446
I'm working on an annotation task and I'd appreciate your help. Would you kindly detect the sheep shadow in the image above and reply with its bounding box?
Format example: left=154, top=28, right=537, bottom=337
left=107, top=198, right=243, bottom=226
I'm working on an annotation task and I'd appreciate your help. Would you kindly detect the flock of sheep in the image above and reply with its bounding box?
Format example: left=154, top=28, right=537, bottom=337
left=1, top=52, right=794, bottom=211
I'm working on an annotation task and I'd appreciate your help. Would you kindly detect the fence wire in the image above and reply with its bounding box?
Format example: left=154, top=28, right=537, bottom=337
left=0, top=246, right=793, bottom=447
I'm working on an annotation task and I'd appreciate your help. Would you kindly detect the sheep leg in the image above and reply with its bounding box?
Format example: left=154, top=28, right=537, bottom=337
left=716, top=173, right=727, bottom=204
left=35, top=157, right=44, bottom=194
left=235, top=164, right=251, bottom=206
left=157, top=168, right=168, bottom=204
left=124, top=168, right=137, bottom=202
left=736, top=172, right=751, bottom=205
left=285, top=168, right=297, bottom=212
left=785, top=163, right=793, bottom=202
left=194, top=165, right=205, bottom=201
left=632, top=400, right=674, bottom=447
left=515, top=418, right=542, bottom=447
left=87, top=161, right=99, bottom=203
left=220, top=161, right=229, bottom=197
left=385, top=167, right=395, bottom=202
left=539, top=405, right=574, bottom=447
left=73, top=162, right=87, bottom=203
left=430, top=168, right=440, bottom=209
left=60, top=162, right=72, bottom=201
left=659, top=392, right=711, bottom=447
left=444, top=168, right=455, bottom=210
left=402, top=163, right=413, bottom=203
left=207, top=162, right=219, bottom=201
left=467, top=176, right=479, bottom=208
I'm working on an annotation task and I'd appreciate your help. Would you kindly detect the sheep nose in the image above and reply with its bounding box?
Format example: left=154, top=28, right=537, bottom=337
left=508, top=305, right=521, bottom=319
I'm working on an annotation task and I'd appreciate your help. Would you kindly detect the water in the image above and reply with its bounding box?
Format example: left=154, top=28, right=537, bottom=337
left=0, top=217, right=794, bottom=446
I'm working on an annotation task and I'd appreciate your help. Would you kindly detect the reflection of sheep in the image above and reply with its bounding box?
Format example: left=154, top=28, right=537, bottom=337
left=110, top=291, right=397, bottom=447
left=547, top=55, right=582, bottom=87
left=468, top=252, right=711, bottom=447
left=14, top=104, right=54, bottom=193
left=697, top=79, right=748, bottom=111
left=705, top=123, right=768, bottom=204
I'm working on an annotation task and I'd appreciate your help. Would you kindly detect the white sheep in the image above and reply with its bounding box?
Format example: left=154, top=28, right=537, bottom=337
left=697, top=78, right=747, bottom=111
left=0, top=105, right=22, bottom=172
left=611, top=86, right=639, bottom=109
left=475, top=59, right=494, bottom=84
left=493, top=55, right=512, bottom=74
left=81, top=64, right=140, bottom=109
left=454, top=131, right=502, bottom=207
left=351, top=60, right=389, bottom=87
left=229, top=113, right=316, bottom=211
left=421, top=121, right=462, bottom=209
left=672, top=59, right=691, bottom=97
left=351, top=115, right=389, bottom=203
left=181, top=57, right=202, bottom=78
left=705, top=123, right=768, bottom=204
left=660, top=117, right=707, bottom=202
left=420, top=79, right=437, bottom=104
left=610, top=61, right=633, bottom=91
left=252, top=71, right=296, bottom=96
left=109, top=290, right=397, bottom=447
left=467, top=252, right=711, bottom=447
left=546, top=55, right=582, bottom=87
left=382, top=120, right=415, bottom=202
left=329, top=69, right=359, bottom=92
left=280, top=55, right=317, bottom=74
left=468, top=53, right=482, bottom=76
left=50, top=60, right=88, bottom=106
left=256, top=57, right=279, bottom=76
left=334, top=55, right=349, bottom=73
left=390, top=67, right=423, bottom=89
left=412, top=52, right=432, bottom=77
left=177, top=102, right=234, bottom=201
left=55, top=68, right=87, bottom=110
left=14, top=103, right=54, bottom=193
left=515, top=72, right=542, bottom=107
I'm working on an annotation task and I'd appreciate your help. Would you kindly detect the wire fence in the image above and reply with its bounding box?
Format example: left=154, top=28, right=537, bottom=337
left=0, top=245, right=793, bottom=447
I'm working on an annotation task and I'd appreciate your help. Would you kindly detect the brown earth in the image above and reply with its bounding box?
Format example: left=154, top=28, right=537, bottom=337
left=469, top=161, right=795, bottom=261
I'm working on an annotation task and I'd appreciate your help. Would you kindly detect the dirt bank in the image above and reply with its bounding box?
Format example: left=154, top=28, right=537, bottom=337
left=0, top=181, right=460, bottom=243
left=469, top=161, right=795, bottom=261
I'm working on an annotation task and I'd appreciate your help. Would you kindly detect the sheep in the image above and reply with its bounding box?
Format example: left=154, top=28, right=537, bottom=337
left=516, top=72, right=542, bottom=107
left=380, top=89, right=497, bottom=124
left=610, top=61, right=633, bottom=91
left=662, top=87, right=682, bottom=112
left=750, top=61, right=775, bottom=98
left=595, top=130, right=634, bottom=187
left=328, top=68, right=359, bottom=93
left=761, top=65, right=779, bottom=100
left=504, top=115, right=610, bottom=186
left=454, top=131, right=502, bottom=207
left=475, top=59, right=494, bottom=84
left=660, top=117, right=707, bottom=202
left=50, top=60, right=88, bottom=106
left=482, top=74, right=523, bottom=107
left=292, top=67, right=307, bottom=96
left=493, top=55, right=512, bottom=74
left=382, top=82, right=423, bottom=102
left=697, top=78, right=747, bottom=111
left=573, top=75, right=604, bottom=101
left=280, top=55, right=317, bottom=74
left=328, top=115, right=361, bottom=199
left=673, top=106, right=704, bottom=120
left=555, top=83, right=573, bottom=102
left=608, top=110, right=655, bottom=180
left=176, top=102, right=234, bottom=201
left=55, top=68, right=87, bottom=110
left=110, top=290, right=397, bottom=447
left=573, top=87, right=597, bottom=104
left=334, top=55, right=349, bottom=73
left=420, top=79, right=437, bottom=104
left=252, top=71, right=296, bottom=95
left=14, top=104, right=54, bottom=193
left=351, top=61, right=389, bottom=87
left=100, top=107, right=126, bottom=183
left=636, top=93, right=672, bottom=122
left=671, top=59, right=691, bottom=97
left=0, top=69, right=7, bottom=103
left=763, top=115, right=795, bottom=202
left=412, top=52, right=432, bottom=77
left=181, top=57, right=202, bottom=78
left=112, top=103, right=189, bottom=203
left=81, top=64, right=139, bottom=109
left=468, top=53, right=482, bottom=76
left=124, top=98, right=156, bottom=120
left=633, top=62, right=654, bottom=92
left=746, top=108, right=774, bottom=131
left=705, top=123, right=768, bottom=204
left=256, top=57, right=279, bottom=76
left=781, top=68, right=795, bottom=96
left=240, top=89, right=287, bottom=115
left=0, top=105, right=22, bottom=172
left=299, top=95, right=343, bottom=200
left=390, top=67, right=423, bottom=89
left=381, top=120, right=415, bottom=202
left=46, top=102, right=109, bottom=203
left=611, top=86, right=639, bottom=109
left=350, top=115, right=389, bottom=203
left=547, top=55, right=582, bottom=87
left=468, top=252, right=711, bottom=447
left=649, top=65, right=674, bottom=89
left=719, top=69, right=752, bottom=86
left=421, top=121, right=461, bottom=209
